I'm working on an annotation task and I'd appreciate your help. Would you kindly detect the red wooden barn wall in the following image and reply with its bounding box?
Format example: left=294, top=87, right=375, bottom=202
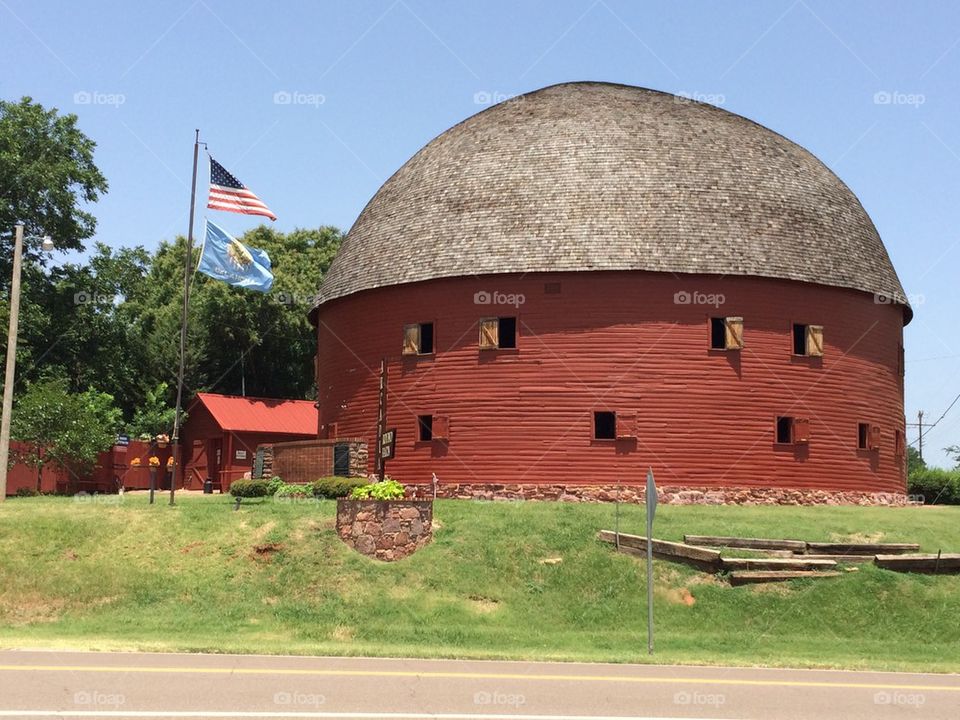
left=314, top=271, right=907, bottom=493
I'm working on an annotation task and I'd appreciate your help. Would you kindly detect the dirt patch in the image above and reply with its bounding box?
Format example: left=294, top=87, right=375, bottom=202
left=262, top=596, right=279, bottom=606
left=63, top=550, right=78, bottom=561
left=661, top=587, right=696, bottom=606
left=467, top=595, right=500, bottom=613
left=251, top=542, right=284, bottom=561
left=180, top=541, right=204, bottom=554
left=0, top=594, right=67, bottom=625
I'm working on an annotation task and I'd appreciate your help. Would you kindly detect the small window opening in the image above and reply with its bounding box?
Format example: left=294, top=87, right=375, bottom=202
left=776, top=416, right=794, bottom=444
left=402, top=322, right=434, bottom=355
left=594, top=411, right=616, bottom=440
left=857, top=423, right=869, bottom=450
left=419, top=322, right=434, bottom=354
left=418, top=415, right=433, bottom=442
left=710, top=318, right=726, bottom=349
left=793, top=324, right=807, bottom=355
left=498, top=317, right=517, bottom=348
left=544, top=282, right=562, bottom=295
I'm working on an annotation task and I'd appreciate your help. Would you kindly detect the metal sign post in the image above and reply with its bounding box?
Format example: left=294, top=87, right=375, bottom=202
left=645, top=467, right=657, bottom=655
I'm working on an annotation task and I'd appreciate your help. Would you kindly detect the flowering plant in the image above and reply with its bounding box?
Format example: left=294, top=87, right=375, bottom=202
left=166, top=457, right=174, bottom=467
left=129, top=458, right=142, bottom=467
left=148, top=456, right=161, bottom=467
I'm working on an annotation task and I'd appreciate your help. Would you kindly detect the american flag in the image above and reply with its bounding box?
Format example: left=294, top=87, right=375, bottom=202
left=207, top=156, right=277, bottom=221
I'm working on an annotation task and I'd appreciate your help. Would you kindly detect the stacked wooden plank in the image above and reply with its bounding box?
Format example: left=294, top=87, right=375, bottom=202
left=597, top=530, right=721, bottom=572
left=874, top=553, right=960, bottom=573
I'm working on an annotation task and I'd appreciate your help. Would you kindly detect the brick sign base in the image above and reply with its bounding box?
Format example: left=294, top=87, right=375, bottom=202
left=336, top=499, right=433, bottom=561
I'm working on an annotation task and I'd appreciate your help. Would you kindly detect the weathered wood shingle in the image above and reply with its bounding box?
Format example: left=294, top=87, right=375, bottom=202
left=312, top=82, right=908, bottom=319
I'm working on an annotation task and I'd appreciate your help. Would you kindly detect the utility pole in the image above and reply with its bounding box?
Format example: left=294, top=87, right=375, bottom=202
left=0, top=224, right=24, bottom=502
left=918, top=410, right=924, bottom=460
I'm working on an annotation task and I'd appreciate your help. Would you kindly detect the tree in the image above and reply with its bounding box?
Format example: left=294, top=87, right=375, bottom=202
left=0, top=97, right=108, bottom=274
left=132, top=225, right=343, bottom=401
left=907, top=446, right=927, bottom=476
left=11, top=378, right=121, bottom=489
left=946, top=445, right=960, bottom=469
left=127, top=382, right=178, bottom=439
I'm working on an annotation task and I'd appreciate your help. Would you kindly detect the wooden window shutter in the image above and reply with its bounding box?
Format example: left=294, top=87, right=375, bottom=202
left=432, top=415, right=450, bottom=440
left=894, top=429, right=905, bottom=458
left=806, top=325, right=824, bottom=357
left=793, top=417, right=810, bottom=444
left=898, top=344, right=905, bottom=378
left=402, top=324, right=420, bottom=355
left=724, top=317, right=744, bottom=350
left=479, top=318, right=499, bottom=349
left=327, top=422, right=338, bottom=440
left=869, top=424, right=882, bottom=450
left=616, top=412, right=637, bottom=439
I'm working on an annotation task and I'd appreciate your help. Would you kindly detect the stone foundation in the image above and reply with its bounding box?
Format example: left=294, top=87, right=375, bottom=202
left=336, top=499, right=433, bottom=561
left=407, top=483, right=912, bottom=506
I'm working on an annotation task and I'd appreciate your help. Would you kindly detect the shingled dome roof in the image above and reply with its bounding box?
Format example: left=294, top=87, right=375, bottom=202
left=313, top=82, right=909, bottom=321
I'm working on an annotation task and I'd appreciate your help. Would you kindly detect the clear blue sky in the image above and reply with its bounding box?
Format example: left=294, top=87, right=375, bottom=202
left=1, top=0, right=958, bottom=467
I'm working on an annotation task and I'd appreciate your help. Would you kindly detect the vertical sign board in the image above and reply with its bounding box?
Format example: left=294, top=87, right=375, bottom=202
left=646, top=467, right=657, bottom=655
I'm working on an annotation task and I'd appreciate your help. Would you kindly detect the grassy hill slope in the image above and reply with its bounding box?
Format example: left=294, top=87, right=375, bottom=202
left=0, top=495, right=957, bottom=672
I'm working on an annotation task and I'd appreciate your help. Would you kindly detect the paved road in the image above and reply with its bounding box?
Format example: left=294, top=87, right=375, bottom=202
left=0, top=650, right=956, bottom=719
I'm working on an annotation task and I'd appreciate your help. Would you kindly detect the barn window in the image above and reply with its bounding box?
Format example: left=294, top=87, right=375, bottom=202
left=711, top=316, right=743, bottom=350
left=418, top=415, right=433, bottom=442
left=479, top=317, right=517, bottom=350
left=775, top=416, right=794, bottom=444
left=857, top=423, right=869, bottom=450
left=402, top=322, right=434, bottom=355
left=793, top=323, right=823, bottom=357
left=594, top=411, right=617, bottom=440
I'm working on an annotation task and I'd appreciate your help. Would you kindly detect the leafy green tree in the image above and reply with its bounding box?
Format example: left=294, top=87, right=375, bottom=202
left=133, top=225, right=342, bottom=401
left=946, top=445, right=960, bottom=469
left=907, top=446, right=927, bottom=476
left=11, top=378, right=121, bottom=489
left=0, top=97, right=108, bottom=273
left=127, top=382, right=178, bottom=439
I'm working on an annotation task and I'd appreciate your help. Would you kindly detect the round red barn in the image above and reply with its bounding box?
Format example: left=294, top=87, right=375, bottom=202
left=309, top=82, right=911, bottom=502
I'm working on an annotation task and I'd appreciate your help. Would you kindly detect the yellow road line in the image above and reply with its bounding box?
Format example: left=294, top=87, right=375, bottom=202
left=0, top=665, right=956, bottom=692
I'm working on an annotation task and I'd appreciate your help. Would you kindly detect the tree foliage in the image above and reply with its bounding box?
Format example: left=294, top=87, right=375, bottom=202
left=11, top=379, right=121, bottom=486
left=0, top=97, right=108, bottom=272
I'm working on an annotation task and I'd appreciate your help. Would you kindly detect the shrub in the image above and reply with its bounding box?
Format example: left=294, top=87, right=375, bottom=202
left=349, top=479, right=406, bottom=500
left=14, top=487, right=39, bottom=497
left=312, top=476, right=366, bottom=499
left=229, top=479, right=271, bottom=498
left=908, top=468, right=960, bottom=505
left=266, top=476, right=284, bottom=495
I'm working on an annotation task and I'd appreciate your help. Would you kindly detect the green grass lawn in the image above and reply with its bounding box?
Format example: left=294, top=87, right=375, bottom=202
left=0, top=494, right=958, bottom=672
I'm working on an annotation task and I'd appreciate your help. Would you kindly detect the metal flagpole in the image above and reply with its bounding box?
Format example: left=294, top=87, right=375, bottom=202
left=170, top=129, right=201, bottom=506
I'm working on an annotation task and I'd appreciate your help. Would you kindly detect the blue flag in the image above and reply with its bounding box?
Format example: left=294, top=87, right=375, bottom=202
left=198, top=220, right=274, bottom=292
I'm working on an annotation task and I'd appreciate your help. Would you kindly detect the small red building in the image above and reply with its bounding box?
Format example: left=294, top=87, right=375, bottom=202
left=179, top=393, right=317, bottom=491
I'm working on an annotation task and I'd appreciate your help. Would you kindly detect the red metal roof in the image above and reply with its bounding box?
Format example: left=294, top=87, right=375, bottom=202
left=193, top=393, right=317, bottom=435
